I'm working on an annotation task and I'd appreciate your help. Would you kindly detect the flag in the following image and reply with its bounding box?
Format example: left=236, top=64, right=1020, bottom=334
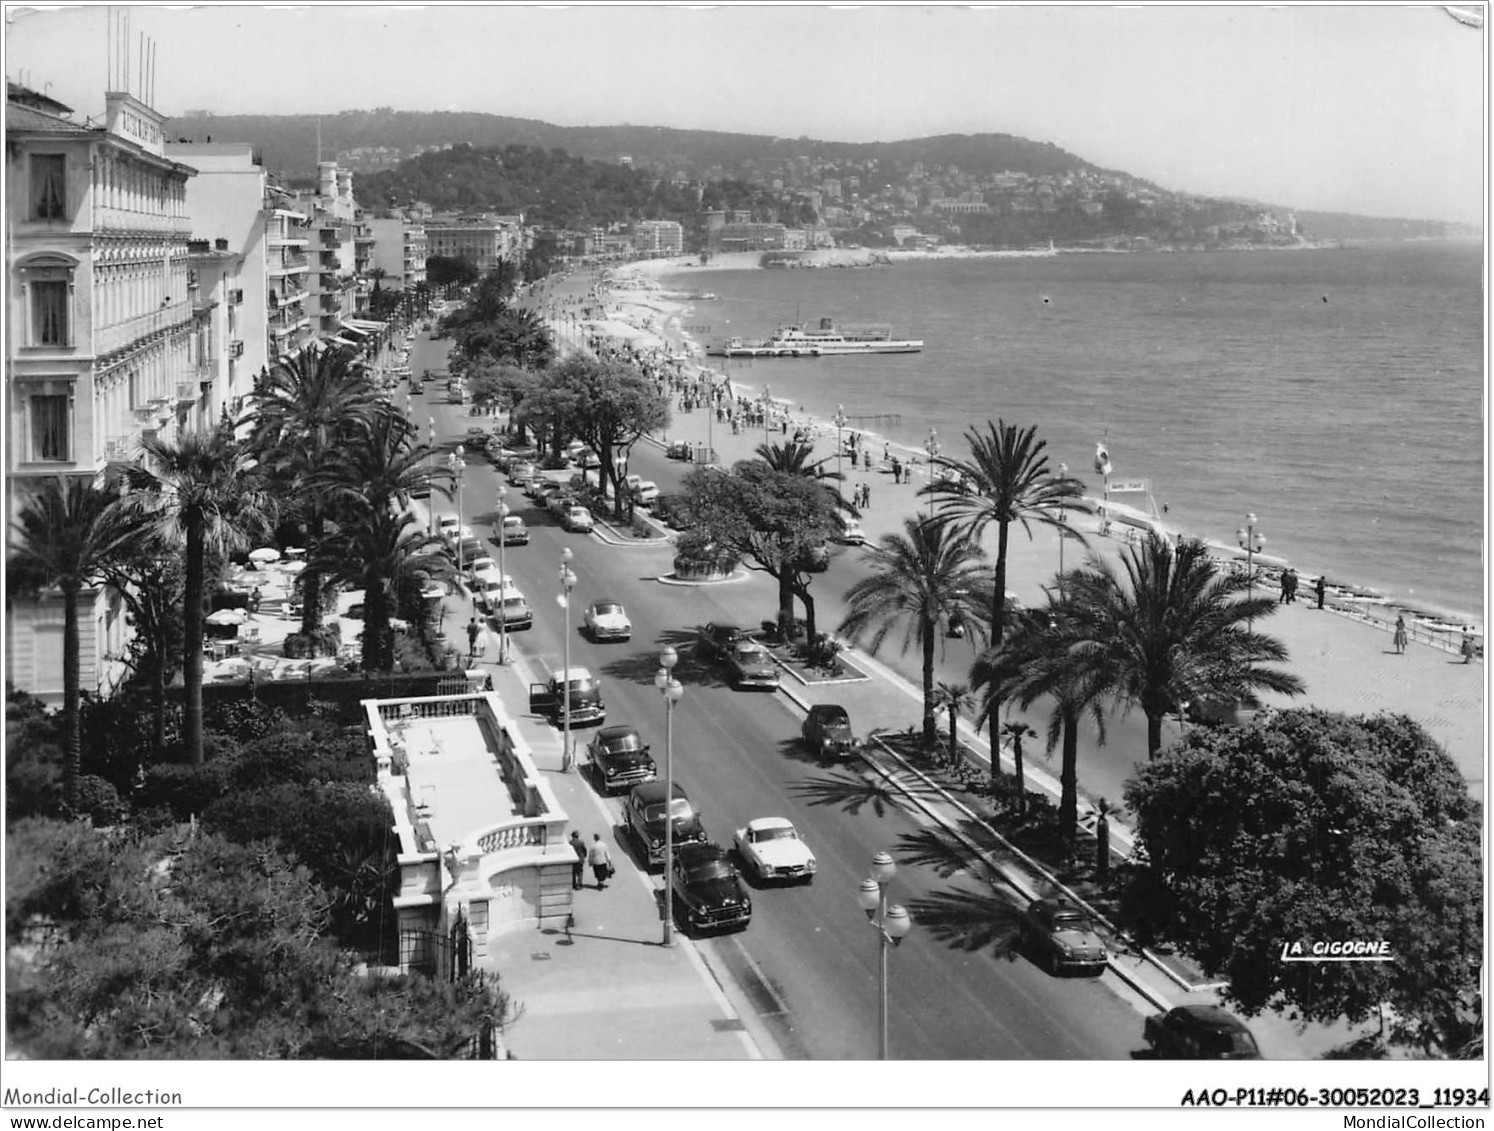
left=1094, top=442, right=1112, bottom=477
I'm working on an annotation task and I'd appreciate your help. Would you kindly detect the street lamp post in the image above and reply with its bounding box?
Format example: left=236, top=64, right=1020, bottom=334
left=427, top=416, right=437, bottom=535
left=856, top=850, right=913, bottom=1059
left=924, top=428, right=940, bottom=520
left=834, top=403, right=848, bottom=504
left=449, top=444, right=466, bottom=573
left=654, top=647, right=683, bottom=946
left=1236, top=512, right=1266, bottom=630
left=558, top=547, right=577, bottom=771
left=762, top=384, right=772, bottom=444
left=495, top=485, right=509, bottom=665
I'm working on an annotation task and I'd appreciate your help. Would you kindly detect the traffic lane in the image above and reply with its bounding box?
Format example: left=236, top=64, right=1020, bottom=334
left=627, top=668, right=1140, bottom=1060
left=457, top=462, right=1142, bottom=1059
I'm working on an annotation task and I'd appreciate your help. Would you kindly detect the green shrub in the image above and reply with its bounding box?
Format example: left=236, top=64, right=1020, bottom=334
left=138, top=762, right=230, bottom=820
left=74, top=775, right=127, bottom=827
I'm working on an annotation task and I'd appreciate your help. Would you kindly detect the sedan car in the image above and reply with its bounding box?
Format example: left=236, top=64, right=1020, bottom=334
left=497, top=514, right=529, bottom=546
left=625, top=781, right=706, bottom=867
left=733, top=817, right=815, bottom=884
left=563, top=505, right=595, bottom=533
left=465, top=425, right=492, bottom=445
left=697, top=622, right=745, bottom=663
left=586, top=725, right=656, bottom=794
left=836, top=519, right=867, bottom=546
left=801, top=703, right=856, bottom=762
left=583, top=600, right=632, bottom=642
left=724, top=640, right=779, bottom=690
left=467, top=557, right=510, bottom=589
left=470, top=577, right=511, bottom=614
left=1143, top=1005, right=1263, bottom=1060
left=670, top=842, right=751, bottom=933
left=1016, top=898, right=1108, bottom=976
left=491, top=593, right=533, bottom=631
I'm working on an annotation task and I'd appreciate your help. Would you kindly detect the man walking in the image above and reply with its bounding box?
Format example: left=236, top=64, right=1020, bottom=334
left=568, top=830, right=587, bottom=890
left=1314, top=575, right=1327, bottom=609
left=588, top=834, right=614, bottom=890
left=466, top=616, right=481, bottom=664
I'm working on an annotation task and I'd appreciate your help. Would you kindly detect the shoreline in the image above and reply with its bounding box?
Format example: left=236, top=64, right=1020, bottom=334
left=577, top=264, right=1482, bottom=639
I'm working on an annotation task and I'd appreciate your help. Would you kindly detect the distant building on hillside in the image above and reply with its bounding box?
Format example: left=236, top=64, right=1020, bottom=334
left=633, top=219, right=683, bottom=257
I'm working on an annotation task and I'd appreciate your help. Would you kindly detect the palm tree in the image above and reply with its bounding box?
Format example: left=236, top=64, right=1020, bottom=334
left=118, top=424, right=276, bottom=766
left=999, top=720, right=1037, bottom=816
left=1093, top=797, right=1120, bottom=882
left=249, top=343, right=380, bottom=637
left=926, top=420, right=1092, bottom=648
left=839, top=517, right=992, bottom=745
left=975, top=600, right=1111, bottom=843
left=1064, top=533, right=1305, bottom=759
left=315, top=404, right=449, bottom=520
left=9, top=475, right=126, bottom=809
left=931, top=681, right=975, bottom=767
left=314, top=509, right=450, bottom=672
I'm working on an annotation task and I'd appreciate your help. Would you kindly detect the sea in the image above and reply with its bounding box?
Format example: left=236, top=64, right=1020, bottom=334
left=662, top=240, right=1485, bottom=627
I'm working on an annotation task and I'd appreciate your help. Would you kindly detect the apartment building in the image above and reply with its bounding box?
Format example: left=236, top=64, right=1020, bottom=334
left=633, top=219, right=683, bottom=257
left=6, top=82, right=199, bottom=700
left=368, top=214, right=428, bottom=293
left=425, top=216, right=523, bottom=274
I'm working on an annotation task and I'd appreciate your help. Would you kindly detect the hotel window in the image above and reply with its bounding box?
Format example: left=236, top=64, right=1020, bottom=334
left=31, top=154, right=66, bottom=220
left=467, top=900, right=489, bottom=938
left=32, top=280, right=69, bottom=346
left=30, top=393, right=71, bottom=462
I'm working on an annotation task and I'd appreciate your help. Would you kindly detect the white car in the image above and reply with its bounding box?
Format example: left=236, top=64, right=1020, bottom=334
left=837, top=519, right=867, bottom=546
left=733, top=817, right=817, bottom=884
left=436, top=514, right=460, bottom=541
left=471, top=577, right=509, bottom=613
left=563, top=505, right=594, bottom=533
left=633, top=480, right=660, bottom=506
left=468, top=557, right=513, bottom=590
left=583, top=599, right=632, bottom=642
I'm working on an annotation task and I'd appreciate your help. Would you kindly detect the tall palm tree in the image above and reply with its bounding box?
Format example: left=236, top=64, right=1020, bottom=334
left=9, top=475, right=126, bottom=809
left=999, top=720, right=1037, bottom=816
left=839, top=517, right=992, bottom=745
left=974, top=599, right=1112, bottom=843
left=119, top=424, right=275, bottom=766
left=1064, top=533, right=1305, bottom=759
left=314, top=509, right=450, bottom=672
left=927, top=420, right=1092, bottom=647
left=315, top=404, right=449, bottom=520
left=249, top=343, right=380, bottom=636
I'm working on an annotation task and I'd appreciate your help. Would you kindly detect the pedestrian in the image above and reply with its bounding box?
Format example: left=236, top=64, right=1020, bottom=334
left=466, top=616, right=481, bottom=663
left=568, top=831, right=587, bottom=890
left=588, top=834, right=613, bottom=890
left=1392, top=614, right=1408, bottom=654
left=1460, top=629, right=1477, bottom=664
left=1314, top=575, right=1327, bottom=609
left=1279, top=571, right=1291, bottom=604
left=1284, top=568, right=1298, bottom=604
left=863, top=482, right=871, bottom=508
left=248, top=587, right=262, bottom=616
left=883, top=442, right=890, bottom=463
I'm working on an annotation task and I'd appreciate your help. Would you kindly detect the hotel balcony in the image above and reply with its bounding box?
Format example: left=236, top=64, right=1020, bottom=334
left=364, top=690, right=573, bottom=956
left=176, top=379, right=200, bottom=406
left=268, top=255, right=310, bottom=277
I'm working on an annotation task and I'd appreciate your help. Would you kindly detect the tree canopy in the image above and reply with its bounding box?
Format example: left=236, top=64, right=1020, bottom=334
left=1121, top=708, right=1481, bottom=1053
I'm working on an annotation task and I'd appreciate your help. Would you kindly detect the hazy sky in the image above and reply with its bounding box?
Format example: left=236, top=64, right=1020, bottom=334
left=5, top=4, right=1485, bottom=224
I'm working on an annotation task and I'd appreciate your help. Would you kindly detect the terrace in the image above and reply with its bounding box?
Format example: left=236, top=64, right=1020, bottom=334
left=364, top=689, right=574, bottom=964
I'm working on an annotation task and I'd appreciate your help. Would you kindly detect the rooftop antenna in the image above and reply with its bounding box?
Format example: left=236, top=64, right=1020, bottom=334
left=317, top=115, right=322, bottom=163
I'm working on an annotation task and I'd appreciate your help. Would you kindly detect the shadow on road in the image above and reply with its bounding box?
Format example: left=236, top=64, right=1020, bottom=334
left=790, top=768, right=916, bottom=817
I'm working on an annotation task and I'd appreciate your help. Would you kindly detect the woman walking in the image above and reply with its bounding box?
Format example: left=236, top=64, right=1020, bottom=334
left=1392, top=614, right=1408, bottom=654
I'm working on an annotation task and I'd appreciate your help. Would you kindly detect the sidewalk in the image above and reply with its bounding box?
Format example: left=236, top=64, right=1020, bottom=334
left=462, top=631, right=764, bottom=1061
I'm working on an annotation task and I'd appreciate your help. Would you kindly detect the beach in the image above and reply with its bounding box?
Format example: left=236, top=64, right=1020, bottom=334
left=523, top=260, right=1485, bottom=797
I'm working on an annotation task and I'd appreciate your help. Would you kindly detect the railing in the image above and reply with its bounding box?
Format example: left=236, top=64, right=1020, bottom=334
left=475, top=821, right=549, bottom=855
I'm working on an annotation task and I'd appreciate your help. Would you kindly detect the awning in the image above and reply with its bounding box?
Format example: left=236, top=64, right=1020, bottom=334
left=337, top=321, right=372, bottom=340
left=344, top=318, right=387, bottom=332
left=329, top=335, right=361, bottom=349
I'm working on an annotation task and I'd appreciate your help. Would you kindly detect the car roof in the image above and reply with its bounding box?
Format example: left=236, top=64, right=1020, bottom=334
left=597, top=725, right=640, bottom=741
left=1169, top=1005, right=1251, bottom=1031
left=810, top=703, right=849, bottom=718
left=676, top=840, right=725, bottom=862
left=590, top=599, right=624, bottom=610
left=747, top=816, right=795, bottom=833
left=632, top=780, right=688, bottom=803
left=555, top=666, right=593, bottom=681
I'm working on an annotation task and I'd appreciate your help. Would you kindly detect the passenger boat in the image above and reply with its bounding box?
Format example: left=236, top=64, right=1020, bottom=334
left=706, top=318, right=922, bottom=358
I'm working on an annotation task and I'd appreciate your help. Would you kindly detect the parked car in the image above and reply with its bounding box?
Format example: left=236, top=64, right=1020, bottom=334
left=625, top=781, right=707, bottom=867
left=632, top=479, right=660, bottom=506
left=665, top=440, right=693, bottom=461
left=801, top=703, right=856, bottom=762
left=583, top=599, right=632, bottom=642
left=670, top=842, right=751, bottom=933
left=563, top=505, right=595, bottom=533
left=733, top=817, right=816, bottom=883
left=465, top=425, right=492, bottom=444
left=508, top=461, right=536, bottom=487
left=455, top=535, right=485, bottom=567
left=724, top=639, right=779, bottom=690
left=497, top=515, right=529, bottom=546
left=491, top=593, right=533, bottom=631
left=467, top=556, right=508, bottom=588
left=529, top=667, right=605, bottom=727
left=1143, top=1006, right=1263, bottom=1060
left=470, top=577, right=513, bottom=614
left=577, top=447, right=602, bottom=470
left=697, top=622, right=745, bottom=662
left=585, top=725, right=656, bottom=794
left=436, top=514, right=460, bottom=541
left=1016, top=898, right=1109, bottom=976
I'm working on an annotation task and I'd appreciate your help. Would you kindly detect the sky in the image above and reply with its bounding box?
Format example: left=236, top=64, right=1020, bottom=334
left=4, top=3, right=1486, bottom=225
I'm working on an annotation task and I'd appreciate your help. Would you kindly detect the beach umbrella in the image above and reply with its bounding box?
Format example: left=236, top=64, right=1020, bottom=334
left=249, top=547, right=281, bottom=564
left=281, top=560, right=307, bottom=575
left=206, top=608, right=248, bottom=626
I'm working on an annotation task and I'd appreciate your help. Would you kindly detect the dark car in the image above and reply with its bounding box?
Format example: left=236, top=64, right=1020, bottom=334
left=529, top=666, right=605, bottom=727
left=697, top=621, right=745, bottom=663
left=724, top=639, right=779, bottom=691
left=665, top=440, right=694, bottom=461
left=1143, top=1005, right=1263, bottom=1060
left=801, top=703, right=856, bottom=762
left=586, top=725, right=657, bottom=794
left=670, top=842, right=751, bottom=933
left=1017, top=898, right=1108, bottom=976
left=625, top=781, right=707, bottom=867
